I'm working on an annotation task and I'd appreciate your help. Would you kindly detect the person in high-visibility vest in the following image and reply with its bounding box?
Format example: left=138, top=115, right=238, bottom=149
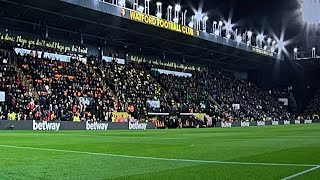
left=9, top=111, right=16, bottom=121
left=73, top=114, right=80, bottom=122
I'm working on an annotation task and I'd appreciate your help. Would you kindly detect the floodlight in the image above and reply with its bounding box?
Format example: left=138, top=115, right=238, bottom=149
left=236, top=35, right=242, bottom=43
left=257, top=33, right=264, bottom=42
left=118, top=0, right=125, bottom=7
left=188, top=22, right=194, bottom=28
left=195, top=12, right=202, bottom=20
left=267, top=38, right=272, bottom=44
left=175, top=4, right=181, bottom=12
left=138, top=6, right=144, bottom=13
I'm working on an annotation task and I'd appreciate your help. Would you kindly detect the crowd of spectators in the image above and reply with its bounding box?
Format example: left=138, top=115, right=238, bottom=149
left=152, top=67, right=290, bottom=122
left=304, top=89, right=320, bottom=118
left=0, top=46, right=313, bottom=123
left=95, top=58, right=175, bottom=119
left=0, top=50, right=37, bottom=120
left=13, top=53, right=115, bottom=122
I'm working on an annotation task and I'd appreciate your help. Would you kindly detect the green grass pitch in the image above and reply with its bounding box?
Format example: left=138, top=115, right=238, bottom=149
left=0, top=124, right=319, bottom=180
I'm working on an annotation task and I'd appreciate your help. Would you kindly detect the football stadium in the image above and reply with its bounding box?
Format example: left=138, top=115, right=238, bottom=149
left=0, top=0, right=320, bottom=179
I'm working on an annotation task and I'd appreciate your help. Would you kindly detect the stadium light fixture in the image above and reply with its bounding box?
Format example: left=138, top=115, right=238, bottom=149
left=247, top=31, right=253, bottom=46
left=312, top=47, right=316, bottom=57
left=270, top=47, right=275, bottom=53
left=133, top=0, right=138, bottom=10
left=212, top=21, right=217, bottom=35
left=156, top=2, right=162, bottom=18
left=167, top=5, right=173, bottom=21
left=144, top=0, right=150, bottom=15
left=203, top=16, right=208, bottom=32
left=175, top=4, right=181, bottom=12
left=293, top=48, right=298, bottom=60
left=182, top=10, right=187, bottom=26
left=189, top=15, right=194, bottom=28
left=257, top=33, right=264, bottom=48
left=203, top=16, right=209, bottom=21
left=218, top=21, right=223, bottom=36
left=173, top=4, right=181, bottom=23
left=264, top=45, right=268, bottom=50
left=236, top=35, right=242, bottom=43
left=118, top=0, right=125, bottom=7
left=276, top=40, right=285, bottom=50
left=267, top=38, right=272, bottom=45
left=195, top=12, right=202, bottom=30
left=225, top=22, right=232, bottom=34
left=234, top=28, right=238, bottom=40
left=138, top=5, right=144, bottom=13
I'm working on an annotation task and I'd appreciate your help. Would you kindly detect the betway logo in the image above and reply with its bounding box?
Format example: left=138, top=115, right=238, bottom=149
left=241, top=122, right=250, bottom=127
left=86, top=122, right=108, bottom=131
left=129, top=122, right=147, bottom=130
left=257, top=121, right=266, bottom=126
left=33, top=120, right=60, bottom=131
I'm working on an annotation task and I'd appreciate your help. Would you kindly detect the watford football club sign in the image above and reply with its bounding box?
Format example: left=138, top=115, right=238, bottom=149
left=121, top=9, right=199, bottom=37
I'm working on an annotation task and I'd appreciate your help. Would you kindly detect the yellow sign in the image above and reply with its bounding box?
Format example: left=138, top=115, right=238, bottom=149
left=0, top=33, right=88, bottom=54
left=127, top=10, right=198, bottom=37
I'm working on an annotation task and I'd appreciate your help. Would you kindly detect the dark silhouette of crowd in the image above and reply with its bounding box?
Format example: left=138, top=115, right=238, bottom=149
left=304, top=89, right=320, bottom=118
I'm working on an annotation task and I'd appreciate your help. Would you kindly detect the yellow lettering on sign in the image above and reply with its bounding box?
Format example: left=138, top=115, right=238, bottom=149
left=127, top=10, right=197, bottom=37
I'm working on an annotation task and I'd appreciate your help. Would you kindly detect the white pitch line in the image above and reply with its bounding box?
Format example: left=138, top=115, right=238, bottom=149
left=280, top=166, right=320, bottom=180
left=0, top=144, right=319, bottom=168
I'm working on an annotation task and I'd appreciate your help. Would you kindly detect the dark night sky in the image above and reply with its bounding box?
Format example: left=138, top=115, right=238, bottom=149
left=159, top=0, right=317, bottom=51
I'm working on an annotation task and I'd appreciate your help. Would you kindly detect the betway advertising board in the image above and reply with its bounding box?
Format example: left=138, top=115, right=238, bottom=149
left=0, top=121, right=156, bottom=130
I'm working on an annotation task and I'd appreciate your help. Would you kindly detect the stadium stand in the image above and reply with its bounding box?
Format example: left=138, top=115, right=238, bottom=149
left=0, top=45, right=305, bottom=123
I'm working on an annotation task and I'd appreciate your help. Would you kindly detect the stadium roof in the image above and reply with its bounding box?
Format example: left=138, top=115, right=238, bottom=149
left=0, top=0, right=285, bottom=70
